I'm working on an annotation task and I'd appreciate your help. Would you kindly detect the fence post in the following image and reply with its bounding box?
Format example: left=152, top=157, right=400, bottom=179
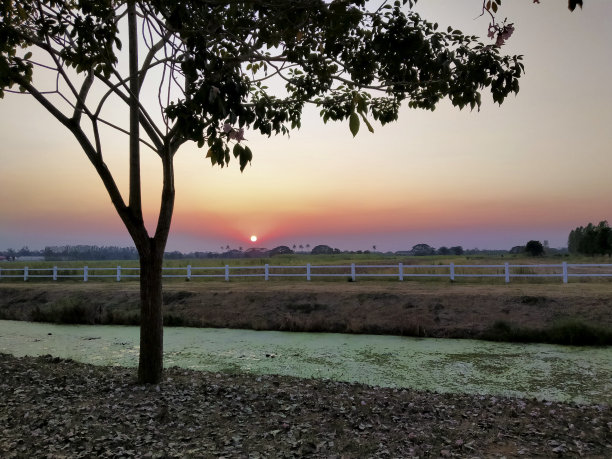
left=398, top=263, right=404, bottom=281
left=24, top=266, right=28, bottom=281
left=84, top=266, right=88, bottom=282
left=306, top=263, right=311, bottom=281
left=225, top=265, right=229, bottom=282
left=504, top=263, right=510, bottom=283
left=116, top=266, right=121, bottom=282
left=450, top=262, right=455, bottom=281
left=351, top=263, right=356, bottom=282
left=53, top=266, right=57, bottom=281
left=187, top=265, right=192, bottom=280
left=264, top=264, right=269, bottom=281
left=562, top=261, right=568, bottom=284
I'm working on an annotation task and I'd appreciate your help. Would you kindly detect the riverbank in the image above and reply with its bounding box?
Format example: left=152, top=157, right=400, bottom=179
left=1, top=353, right=610, bottom=458
left=1, top=282, right=612, bottom=344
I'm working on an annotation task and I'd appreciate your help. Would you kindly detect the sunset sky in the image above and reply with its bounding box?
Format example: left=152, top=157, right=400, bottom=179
left=1, top=1, right=611, bottom=253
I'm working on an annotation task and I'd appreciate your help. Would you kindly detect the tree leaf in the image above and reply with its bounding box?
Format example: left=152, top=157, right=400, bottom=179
left=349, top=113, right=360, bottom=137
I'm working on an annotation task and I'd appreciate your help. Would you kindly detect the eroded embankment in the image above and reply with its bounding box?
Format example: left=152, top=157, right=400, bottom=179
left=0, top=282, right=611, bottom=344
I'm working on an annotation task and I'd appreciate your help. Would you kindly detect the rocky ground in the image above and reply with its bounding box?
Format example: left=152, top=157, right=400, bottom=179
left=1, top=353, right=610, bottom=458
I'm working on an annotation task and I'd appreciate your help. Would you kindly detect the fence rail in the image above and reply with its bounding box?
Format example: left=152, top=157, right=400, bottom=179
left=1, top=262, right=612, bottom=283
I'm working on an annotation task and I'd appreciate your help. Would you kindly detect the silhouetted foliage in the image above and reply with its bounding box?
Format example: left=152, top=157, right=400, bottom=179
left=525, top=240, right=545, bottom=257
left=43, top=245, right=138, bottom=261
left=269, top=246, right=294, bottom=256
left=311, top=245, right=336, bottom=255
left=0, top=0, right=529, bottom=383
left=568, top=221, right=612, bottom=256
left=410, top=244, right=436, bottom=256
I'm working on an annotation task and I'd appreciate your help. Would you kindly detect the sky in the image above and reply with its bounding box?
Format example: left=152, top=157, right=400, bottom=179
left=1, top=1, right=611, bottom=253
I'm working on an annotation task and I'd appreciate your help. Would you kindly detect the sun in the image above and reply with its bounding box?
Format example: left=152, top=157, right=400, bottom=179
left=250, top=235, right=257, bottom=242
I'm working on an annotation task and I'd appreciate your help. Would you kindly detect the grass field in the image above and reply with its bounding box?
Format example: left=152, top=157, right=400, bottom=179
left=3, top=252, right=612, bottom=267
left=2, top=253, right=611, bottom=285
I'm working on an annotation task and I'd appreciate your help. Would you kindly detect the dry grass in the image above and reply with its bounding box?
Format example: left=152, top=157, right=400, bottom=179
left=1, top=281, right=611, bottom=344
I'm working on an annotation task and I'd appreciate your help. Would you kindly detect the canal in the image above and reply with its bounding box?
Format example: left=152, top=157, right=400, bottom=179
left=0, top=320, right=609, bottom=404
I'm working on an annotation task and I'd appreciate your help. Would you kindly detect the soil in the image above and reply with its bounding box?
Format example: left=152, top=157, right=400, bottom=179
left=1, top=353, right=610, bottom=458
left=1, top=282, right=611, bottom=339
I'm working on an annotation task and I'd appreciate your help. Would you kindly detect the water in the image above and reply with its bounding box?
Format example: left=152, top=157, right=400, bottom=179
left=0, top=320, right=610, bottom=405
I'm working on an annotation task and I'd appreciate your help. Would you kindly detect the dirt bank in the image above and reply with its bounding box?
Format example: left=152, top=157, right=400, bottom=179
left=1, top=282, right=611, bottom=343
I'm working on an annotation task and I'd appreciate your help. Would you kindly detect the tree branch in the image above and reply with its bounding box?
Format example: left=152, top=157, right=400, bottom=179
left=154, top=145, right=175, bottom=246
left=17, top=76, right=149, bottom=243
left=128, top=1, right=142, bottom=219
left=73, top=71, right=94, bottom=123
left=139, top=31, right=172, bottom=93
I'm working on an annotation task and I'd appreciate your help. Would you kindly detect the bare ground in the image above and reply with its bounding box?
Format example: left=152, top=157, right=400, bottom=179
left=1, top=353, right=610, bottom=458
left=1, top=281, right=611, bottom=339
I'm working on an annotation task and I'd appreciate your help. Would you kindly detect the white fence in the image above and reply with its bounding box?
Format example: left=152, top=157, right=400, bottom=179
left=1, top=262, right=612, bottom=283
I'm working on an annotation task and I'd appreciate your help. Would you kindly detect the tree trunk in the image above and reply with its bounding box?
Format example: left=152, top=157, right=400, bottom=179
left=137, top=240, right=165, bottom=384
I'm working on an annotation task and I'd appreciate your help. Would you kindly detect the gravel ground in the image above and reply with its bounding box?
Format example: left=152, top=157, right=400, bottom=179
left=1, top=353, right=610, bottom=458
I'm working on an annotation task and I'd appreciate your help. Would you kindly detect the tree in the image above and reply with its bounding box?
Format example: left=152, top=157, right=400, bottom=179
left=1, top=0, right=525, bottom=383
left=311, top=244, right=334, bottom=255
left=269, top=245, right=294, bottom=256
left=568, top=221, right=612, bottom=256
left=525, top=240, right=544, bottom=257
left=410, top=243, right=435, bottom=256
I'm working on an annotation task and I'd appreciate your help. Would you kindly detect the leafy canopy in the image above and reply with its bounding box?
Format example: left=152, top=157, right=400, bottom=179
left=1, top=0, right=524, bottom=171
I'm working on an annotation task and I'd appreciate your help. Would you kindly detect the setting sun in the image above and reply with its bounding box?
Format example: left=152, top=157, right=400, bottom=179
left=250, top=235, right=257, bottom=242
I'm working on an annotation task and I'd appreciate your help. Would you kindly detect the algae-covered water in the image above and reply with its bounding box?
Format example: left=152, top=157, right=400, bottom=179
left=0, top=320, right=610, bottom=405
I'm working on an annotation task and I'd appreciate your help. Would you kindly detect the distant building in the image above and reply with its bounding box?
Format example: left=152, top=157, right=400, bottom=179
left=244, top=247, right=269, bottom=258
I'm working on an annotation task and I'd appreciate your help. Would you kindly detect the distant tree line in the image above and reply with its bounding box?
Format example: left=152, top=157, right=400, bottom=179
left=2, top=239, right=579, bottom=261
left=43, top=245, right=139, bottom=261
left=568, top=221, right=612, bottom=256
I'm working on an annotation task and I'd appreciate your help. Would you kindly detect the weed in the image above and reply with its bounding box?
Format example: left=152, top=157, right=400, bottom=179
left=164, top=313, right=187, bottom=327
left=30, top=297, right=97, bottom=325
left=285, top=303, right=328, bottom=313
left=482, top=319, right=612, bottom=346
